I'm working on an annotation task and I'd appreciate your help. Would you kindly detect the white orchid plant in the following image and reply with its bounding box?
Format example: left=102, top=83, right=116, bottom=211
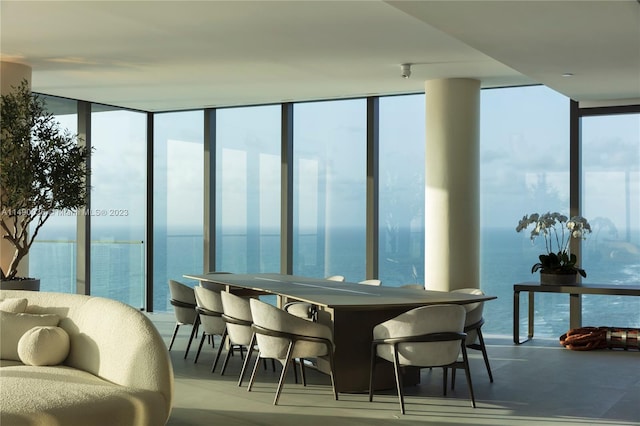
left=516, top=212, right=591, bottom=277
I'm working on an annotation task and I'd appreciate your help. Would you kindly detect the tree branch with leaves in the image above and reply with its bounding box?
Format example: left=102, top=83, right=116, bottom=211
left=1, top=80, right=91, bottom=280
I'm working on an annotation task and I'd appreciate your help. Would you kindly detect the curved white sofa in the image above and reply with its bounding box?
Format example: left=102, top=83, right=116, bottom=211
left=0, top=290, right=173, bottom=426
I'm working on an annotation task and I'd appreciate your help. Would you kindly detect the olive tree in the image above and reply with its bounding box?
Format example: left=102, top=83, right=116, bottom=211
left=1, top=80, right=90, bottom=280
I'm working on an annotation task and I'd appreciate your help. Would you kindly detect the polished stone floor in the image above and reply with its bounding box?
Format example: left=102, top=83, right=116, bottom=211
left=148, top=313, right=640, bottom=426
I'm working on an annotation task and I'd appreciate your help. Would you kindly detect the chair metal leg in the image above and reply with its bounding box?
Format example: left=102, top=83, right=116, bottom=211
left=194, top=332, right=206, bottom=363
left=274, top=342, right=295, bottom=405
left=461, top=343, right=477, bottom=408
left=184, top=317, right=200, bottom=359
left=451, top=367, right=457, bottom=390
left=220, top=343, right=234, bottom=375
left=299, top=358, right=307, bottom=386
left=328, top=350, right=338, bottom=400
left=368, top=342, right=377, bottom=402
left=442, top=367, right=448, bottom=396
left=238, top=333, right=256, bottom=387
left=292, top=356, right=299, bottom=384
left=247, top=350, right=262, bottom=392
left=476, top=328, right=494, bottom=382
left=211, top=329, right=228, bottom=373
left=392, top=346, right=405, bottom=415
left=168, top=323, right=180, bottom=351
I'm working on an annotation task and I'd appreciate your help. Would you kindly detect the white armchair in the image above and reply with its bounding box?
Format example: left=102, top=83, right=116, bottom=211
left=168, top=280, right=198, bottom=359
left=450, top=288, right=493, bottom=384
left=193, top=286, right=227, bottom=373
left=247, top=298, right=338, bottom=405
left=220, top=291, right=260, bottom=385
left=359, top=279, right=381, bottom=286
left=369, top=304, right=476, bottom=414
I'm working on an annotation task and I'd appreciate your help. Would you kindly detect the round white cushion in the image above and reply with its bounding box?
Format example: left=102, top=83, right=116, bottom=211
left=17, top=326, right=70, bottom=366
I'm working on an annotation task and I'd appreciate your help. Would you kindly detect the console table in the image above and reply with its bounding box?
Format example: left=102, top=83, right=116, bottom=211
left=513, top=282, right=640, bottom=344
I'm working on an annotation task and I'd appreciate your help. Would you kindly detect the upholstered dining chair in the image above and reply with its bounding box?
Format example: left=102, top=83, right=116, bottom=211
left=219, top=291, right=270, bottom=386
left=369, top=304, right=476, bottom=414
left=168, top=280, right=198, bottom=359
left=284, top=275, right=346, bottom=321
left=193, top=286, right=228, bottom=373
left=450, top=288, right=493, bottom=385
left=247, top=298, right=338, bottom=405
left=325, top=275, right=345, bottom=282
left=359, top=279, right=381, bottom=286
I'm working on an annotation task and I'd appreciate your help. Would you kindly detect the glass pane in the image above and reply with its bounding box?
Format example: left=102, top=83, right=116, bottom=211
left=216, top=105, right=281, bottom=273
left=153, top=111, right=204, bottom=312
left=293, top=99, right=366, bottom=282
left=480, top=86, right=570, bottom=336
left=29, top=96, right=78, bottom=293
left=378, top=95, right=425, bottom=287
left=91, top=108, right=146, bottom=308
left=581, top=113, right=640, bottom=328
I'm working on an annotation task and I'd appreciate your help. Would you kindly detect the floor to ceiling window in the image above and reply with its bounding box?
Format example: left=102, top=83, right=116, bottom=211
left=153, top=110, right=204, bottom=311
left=29, top=89, right=638, bottom=333
left=480, top=86, right=571, bottom=336
left=293, top=99, right=367, bottom=282
left=215, top=105, right=281, bottom=274
left=90, top=106, right=146, bottom=308
left=29, top=96, right=78, bottom=293
left=378, top=94, right=425, bottom=287
left=581, top=111, right=640, bottom=327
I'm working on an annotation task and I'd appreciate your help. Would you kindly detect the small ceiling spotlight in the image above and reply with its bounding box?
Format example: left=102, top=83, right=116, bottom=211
left=400, top=63, right=412, bottom=79
left=562, top=72, right=574, bottom=77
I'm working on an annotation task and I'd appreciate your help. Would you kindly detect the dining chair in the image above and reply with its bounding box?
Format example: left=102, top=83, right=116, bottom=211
left=168, top=280, right=198, bottom=359
left=247, top=298, right=338, bottom=405
left=284, top=275, right=346, bottom=321
left=219, top=291, right=279, bottom=386
left=325, top=275, right=345, bottom=282
left=450, top=288, right=493, bottom=385
left=193, top=286, right=228, bottom=373
left=369, top=304, right=476, bottom=414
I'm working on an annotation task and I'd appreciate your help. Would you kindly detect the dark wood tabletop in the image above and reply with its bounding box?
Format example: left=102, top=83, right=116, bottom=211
left=185, top=272, right=496, bottom=310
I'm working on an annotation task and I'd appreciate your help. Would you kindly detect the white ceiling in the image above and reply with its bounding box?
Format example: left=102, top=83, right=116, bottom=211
left=1, top=0, right=639, bottom=112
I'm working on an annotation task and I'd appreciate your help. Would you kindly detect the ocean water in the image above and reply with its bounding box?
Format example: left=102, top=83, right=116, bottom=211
left=28, top=227, right=640, bottom=339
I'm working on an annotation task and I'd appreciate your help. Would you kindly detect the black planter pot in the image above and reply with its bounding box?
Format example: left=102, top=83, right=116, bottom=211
left=539, top=272, right=577, bottom=286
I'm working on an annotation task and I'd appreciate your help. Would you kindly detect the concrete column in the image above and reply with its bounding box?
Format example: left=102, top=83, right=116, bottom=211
left=424, top=78, right=480, bottom=291
left=1, top=61, right=32, bottom=278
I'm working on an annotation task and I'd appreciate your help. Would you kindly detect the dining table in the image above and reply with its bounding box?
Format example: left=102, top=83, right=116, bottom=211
left=184, top=272, right=497, bottom=393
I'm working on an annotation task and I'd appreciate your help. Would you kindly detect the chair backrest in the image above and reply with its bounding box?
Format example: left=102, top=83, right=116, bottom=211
left=451, top=288, right=485, bottom=343
left=373, top=304, right=466, bottom=367
left=325, top=275, right=345, bottom=282
left=194, top=286, right=226, bottom=335
left=282, top=301, right=314, bottom=320
left=168, top=280, right=197, bottom=325
left=249, top=299, right=333, bottom=361
left=220, top=291, right=254, bottom=346
left=359, top=279, right=381, bottom=286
